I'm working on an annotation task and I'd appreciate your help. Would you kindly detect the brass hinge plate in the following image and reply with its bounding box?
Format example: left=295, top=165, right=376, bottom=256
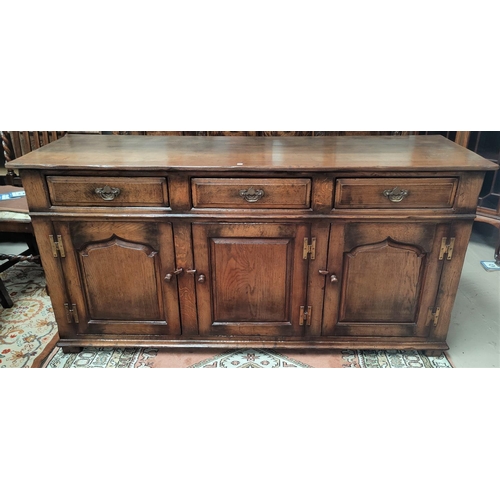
left=439, top=237, right=455, bottom=260
left=299, top=305, right=312, bottom=326
left=64, top=303, right=79, bottom=324
left=426, top=307, right=441, bottom=327
left=49, top=235, right=66, bottom=258
left=303, top=237, right=316, bottom=260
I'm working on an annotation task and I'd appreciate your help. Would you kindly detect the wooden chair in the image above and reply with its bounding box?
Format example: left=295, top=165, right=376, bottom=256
left=1, top=131, right=66, bottom=186
left=0, top=186, right=37, bottom=307
left=0, top=132, right=66, bottom=307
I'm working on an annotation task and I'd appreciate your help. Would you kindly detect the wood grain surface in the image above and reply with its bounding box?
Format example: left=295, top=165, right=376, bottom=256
left=16, top=134, right=497, bottom=354
left=191, top=177, right=311, bottom=209
left=335, top=177, right=458, bottom=209
left=9, top=134, right=497, bottom=171
left=46, top=176, right=169, bottom=206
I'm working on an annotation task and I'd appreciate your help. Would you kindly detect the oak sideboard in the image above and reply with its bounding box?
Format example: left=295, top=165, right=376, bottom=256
left=9, top=134, right=497, bottom=355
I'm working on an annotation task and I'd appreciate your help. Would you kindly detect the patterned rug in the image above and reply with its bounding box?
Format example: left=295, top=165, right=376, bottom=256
left=41, top=346, right=453, bottom=368
left=0, top=262, right=58, bottom=368
left=0, top=262, right=453, bottom=368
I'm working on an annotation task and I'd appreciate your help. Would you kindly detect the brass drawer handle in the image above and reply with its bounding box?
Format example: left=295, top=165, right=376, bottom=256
left=383, top=187, right=409, bottom=203
left=239, top=186, right=264, bottom=203
left=95, top=185, right=121, bottom=201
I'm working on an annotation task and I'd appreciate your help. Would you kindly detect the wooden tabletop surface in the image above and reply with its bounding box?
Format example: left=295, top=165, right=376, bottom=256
left=8, top=134, right=498, bottom=171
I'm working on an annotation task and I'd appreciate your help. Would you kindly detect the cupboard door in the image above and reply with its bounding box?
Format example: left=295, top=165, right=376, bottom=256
left=54, top=221, right=181, bottom=336
left=322, top=222, right=449, bottom=337
left=192, top=223, right=309, bottom=336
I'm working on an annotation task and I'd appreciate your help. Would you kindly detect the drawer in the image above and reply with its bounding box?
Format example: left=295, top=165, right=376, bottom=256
left=46, top=176, right=169, bottom=207
left=191, top=178, right=312, bottom=209
left=334, top=177, right=458, bottom=209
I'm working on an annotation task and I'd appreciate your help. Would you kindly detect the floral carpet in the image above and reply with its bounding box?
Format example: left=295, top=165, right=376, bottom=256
left=0, top=262, right=58, bottom=368
left=42, top=346, right=453, bottom=368
left=1, top=262, right=453, bottom=368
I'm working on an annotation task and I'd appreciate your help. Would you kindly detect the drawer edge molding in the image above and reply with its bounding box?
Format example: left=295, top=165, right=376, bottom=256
left=46, top=175, right=169, bottom=207
left=335, top=177, right=459, bottom=209
left=191, top=177, right=312, bottom=209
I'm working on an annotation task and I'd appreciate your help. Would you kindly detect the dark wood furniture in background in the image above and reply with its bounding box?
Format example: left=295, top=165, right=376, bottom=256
left=0, top=132, right=65, bottom=307
left=9, top=134, right=497, bottom=354
left=414, top=132, right=500, bottom=263
left=1, top=131, right=67, bottom=185
left=0, top=186, right=38, bottom=308
left=468, top=132, right=500, bottom=263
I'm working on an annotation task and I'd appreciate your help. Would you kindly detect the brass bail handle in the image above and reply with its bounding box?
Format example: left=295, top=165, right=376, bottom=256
left=383, top=187, right=409, bottom=203
left=95, top=185, right=121, bottom=201
left=239, top=186, right=264, bottom=203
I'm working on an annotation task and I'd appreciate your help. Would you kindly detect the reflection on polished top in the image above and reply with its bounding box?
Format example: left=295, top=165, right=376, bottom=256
left=8, top=134, right=497, bottom=171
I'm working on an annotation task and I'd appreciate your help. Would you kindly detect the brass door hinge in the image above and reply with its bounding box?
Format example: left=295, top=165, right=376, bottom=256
left=439, top=237, right=455, bottom=260
left=49, top=235, right=66, bottom=258
left=299, top=305, right=312, bottom=326
left=426, top=307, right=441, bottom=327
left=64, top=303, right=79, bottom=324
left=303, top=237, right=316, bottom=260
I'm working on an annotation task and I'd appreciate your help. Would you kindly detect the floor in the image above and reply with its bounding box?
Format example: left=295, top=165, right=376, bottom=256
left=1, top=223, right=499, bottom=368
left=446, top=222, right=500, bottom=367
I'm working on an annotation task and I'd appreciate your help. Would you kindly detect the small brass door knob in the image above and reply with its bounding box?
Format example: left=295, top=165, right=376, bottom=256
left=187, top=269, right=205, bottom=283
left=164, top=268, right=183, bottom=282
left=319, top=270, right=338, bottom=283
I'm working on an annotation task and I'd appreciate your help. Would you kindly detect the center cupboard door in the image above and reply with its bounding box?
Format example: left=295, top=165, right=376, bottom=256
left=322, top=222, right=450, bottom=338
left=53, top=220, right=181, bottom=336
left=192, top=223, right=309, bottom=337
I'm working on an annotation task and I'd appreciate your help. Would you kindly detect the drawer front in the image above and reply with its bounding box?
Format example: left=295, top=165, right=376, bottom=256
left=335, top=177, right=458, bottom=209
left=191, top=178, right=312, bottom=209
left=47, top=176, right=169, bottom=207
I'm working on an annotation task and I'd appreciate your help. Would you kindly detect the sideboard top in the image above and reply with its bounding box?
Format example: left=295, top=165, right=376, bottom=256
left=9, top=134, right=498, bottom=171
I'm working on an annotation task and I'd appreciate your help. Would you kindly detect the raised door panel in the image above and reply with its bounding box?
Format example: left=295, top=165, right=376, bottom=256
left=79, top=238, right=161, bottom=321
left=340, top=239, right=425, bottom=323
left=211, top=237, right=291, bottom=322
left=54, top=221, right=180, bottom=336
left=322, top=222, right=449, bottom=337
left=192, top=223, right=309, bottom=336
